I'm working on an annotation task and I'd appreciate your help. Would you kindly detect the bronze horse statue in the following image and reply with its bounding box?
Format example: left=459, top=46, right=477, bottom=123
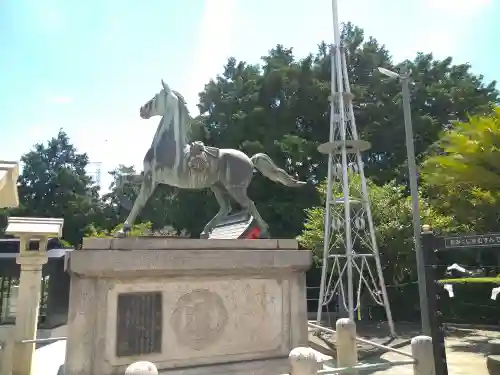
left=118, top=80, right=306, bottom=238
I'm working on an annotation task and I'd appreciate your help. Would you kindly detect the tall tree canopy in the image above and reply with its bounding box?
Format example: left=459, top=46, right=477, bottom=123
left=173, top=22, right=497, bottom=238
left=16, top=130, right=100, bottom=245
left=422, top=107, right=500, bottom=232
left=2, top=22, right=497, bottom=246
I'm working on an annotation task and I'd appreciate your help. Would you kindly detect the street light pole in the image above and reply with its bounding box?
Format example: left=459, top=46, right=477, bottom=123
left=379, top=65, right=431, bottom=335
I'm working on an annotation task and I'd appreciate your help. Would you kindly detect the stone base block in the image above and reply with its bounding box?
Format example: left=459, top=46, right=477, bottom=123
left=64, top=238, right=311, bottom=375
left=159, top=357, right=289, bottom=375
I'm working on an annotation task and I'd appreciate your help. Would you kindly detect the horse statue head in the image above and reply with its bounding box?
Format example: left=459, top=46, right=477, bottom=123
left=139, top=80, right=193, bottom=147
left=139, top=80, right=186, bottom=120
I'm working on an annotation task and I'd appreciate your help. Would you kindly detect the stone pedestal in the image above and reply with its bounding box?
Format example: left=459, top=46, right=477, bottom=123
left=65, top=238, right=311, bottom=375
left=0, top=160, right=19, bottom=208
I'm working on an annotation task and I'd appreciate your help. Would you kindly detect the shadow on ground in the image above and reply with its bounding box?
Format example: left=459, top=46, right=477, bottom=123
left=446, top=326, right=500, bottom=355
left=446, top=326, right=484, bottom=339
left=358, top=356, right=413, bottom=375
left=310, top=320, right=500, bottom=369
left=309, top=321, right=420, bottom=360
left=447, top=337, right=490, bottom=355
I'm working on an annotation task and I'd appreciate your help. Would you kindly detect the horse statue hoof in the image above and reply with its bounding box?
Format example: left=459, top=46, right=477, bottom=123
left=260, top=229, right=271, bottom=239
left=260, top=233, right=270, bottom=239
left=115, top=226, right=131, bottom=238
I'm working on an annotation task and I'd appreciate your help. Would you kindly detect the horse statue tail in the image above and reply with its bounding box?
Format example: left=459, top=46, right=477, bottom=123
left=250, top=153, right=306, bottom=187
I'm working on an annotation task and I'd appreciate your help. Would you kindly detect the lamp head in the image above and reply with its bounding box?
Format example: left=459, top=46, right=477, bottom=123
left=378, top=67, right=400, bottom=79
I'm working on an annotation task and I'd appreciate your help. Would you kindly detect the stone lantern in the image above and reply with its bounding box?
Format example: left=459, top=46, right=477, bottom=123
left=5, top=217, right=64, bottom=375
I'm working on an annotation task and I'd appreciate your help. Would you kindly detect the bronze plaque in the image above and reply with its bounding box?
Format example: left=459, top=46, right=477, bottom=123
left=116, top=292, right=162, bottom=357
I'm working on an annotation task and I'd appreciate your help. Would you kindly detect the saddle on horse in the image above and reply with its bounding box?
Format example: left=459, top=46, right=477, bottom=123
left=187, top=141, right=218, bottom=172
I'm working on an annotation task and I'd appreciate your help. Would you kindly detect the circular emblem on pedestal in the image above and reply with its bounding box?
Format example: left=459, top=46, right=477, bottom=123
left=170, top=289, right=228, bottom=350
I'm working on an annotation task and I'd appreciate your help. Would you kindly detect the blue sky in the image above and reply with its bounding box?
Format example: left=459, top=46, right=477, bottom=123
left=1, top=0, right=498, bottom=191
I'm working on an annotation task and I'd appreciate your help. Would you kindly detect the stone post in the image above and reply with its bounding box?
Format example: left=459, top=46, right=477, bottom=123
left=12, top=250, right=48, bottom=375
left=0, top=161, right=19, bottom=375
left=0, top=160, right=19, bottom=208
left=289, top=347, right=321, bottom=375
left=336, top=318, right=358, bottom=375
left=0, top=327, right=14, bottom=375
left=411, top=336, right=434, bottom=375
left=124, top=361, right=158, bottom=375
left=5, top=217, right=64, bottom=375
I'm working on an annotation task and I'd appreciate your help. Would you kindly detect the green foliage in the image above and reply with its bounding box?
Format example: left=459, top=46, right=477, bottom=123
left=180, top=22, right=496, bottom=237
left=422, top=108, right=500, bottom=231
left=423, top=107, right=500, bottom=188
left=298, top=174, right=460, bottom=284
left=13, top=130, right=101, bottom=245
left=85, top=222, right=153, bottom=238
left=58, top=238, right=73, bottom=248
left=439, top=277, right=500, bottom=284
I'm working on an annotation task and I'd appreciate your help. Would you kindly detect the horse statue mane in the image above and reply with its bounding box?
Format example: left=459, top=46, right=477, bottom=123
left=171, top=90, right=186, bottom=106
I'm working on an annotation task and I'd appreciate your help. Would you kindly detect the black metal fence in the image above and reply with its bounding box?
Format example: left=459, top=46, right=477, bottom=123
left=306, top=270, right=500, bottom=325
left=0, top=276, right=49, bottom=325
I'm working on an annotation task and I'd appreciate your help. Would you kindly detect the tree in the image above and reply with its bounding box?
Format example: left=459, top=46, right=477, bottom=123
left=179, top=22, right=497, bottom=238
left=341, top=24, right=497, bottom=184
left=422, top=107, right=500, bottom=232
left=16, top=130, right=101, bottom=245
left=298, top=174, right=460, bottom=284
left=420, top=110, right=500, bottom=322
left=79, top=22, right=498, bottom=240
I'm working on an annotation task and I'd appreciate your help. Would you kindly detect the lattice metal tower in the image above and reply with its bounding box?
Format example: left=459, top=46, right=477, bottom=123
left=316, top=0, right=395, bottom=336
left=87, top=162, right=102, bottom=189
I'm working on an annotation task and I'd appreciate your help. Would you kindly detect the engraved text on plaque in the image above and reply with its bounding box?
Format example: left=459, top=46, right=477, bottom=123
left=116, top=292, right=162, bottom=357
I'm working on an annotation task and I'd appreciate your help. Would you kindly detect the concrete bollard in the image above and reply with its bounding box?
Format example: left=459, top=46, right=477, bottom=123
left=411, top=336, right=434, bottom=375
left=125, top=361, right=158, bottom=375
left=336, top=318, right=358, bottom=375
left=289, top=347, right=321, bottom=375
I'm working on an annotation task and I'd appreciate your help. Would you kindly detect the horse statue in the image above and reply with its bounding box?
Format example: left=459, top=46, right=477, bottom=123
left=118, top=80, right=306, bottom=238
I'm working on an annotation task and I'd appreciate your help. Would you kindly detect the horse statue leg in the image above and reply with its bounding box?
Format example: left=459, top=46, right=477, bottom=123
left=116, top=170, right=157, bottom=237
left=225, top=185, right=270, bottom=238
left=200, top=183, right=232, bottom=238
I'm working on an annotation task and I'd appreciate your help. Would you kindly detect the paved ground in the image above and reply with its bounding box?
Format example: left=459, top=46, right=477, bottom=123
left=309, top=321, right=420, bottom=359
left=31, top=324, right=500, bottom=375
left=310, top=321, right=500, bottom=374
left=366, top=326, right=500, bottom=375
left=32, top=340, right=65, bottom=375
